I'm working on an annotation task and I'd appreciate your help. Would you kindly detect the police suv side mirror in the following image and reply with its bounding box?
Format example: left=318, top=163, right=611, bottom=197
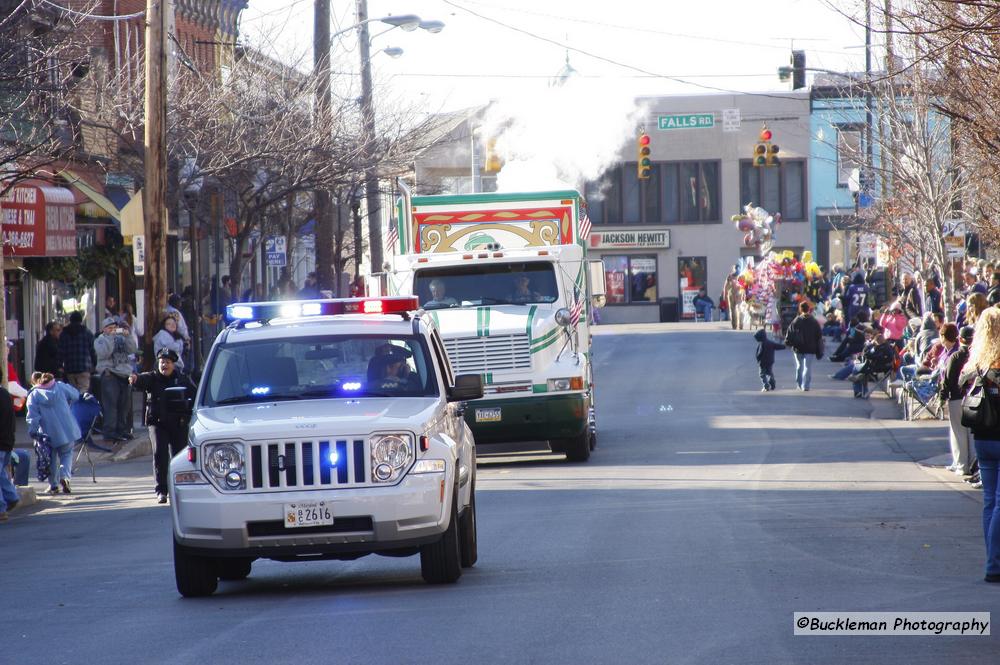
left=164, top=386, right=193, bottom=416
left=447, top=374, right=483, bottom=402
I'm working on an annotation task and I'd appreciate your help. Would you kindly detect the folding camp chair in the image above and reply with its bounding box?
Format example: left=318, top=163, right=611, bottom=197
left=901, top=378, right=945, bottom=420
left=72, top=394, right=109, bottom=483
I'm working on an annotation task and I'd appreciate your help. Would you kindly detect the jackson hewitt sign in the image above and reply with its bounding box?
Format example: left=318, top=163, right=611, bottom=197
left=589, top=230, right=670, bottom=249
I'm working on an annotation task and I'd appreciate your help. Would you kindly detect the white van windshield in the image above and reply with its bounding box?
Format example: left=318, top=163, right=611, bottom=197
left=415, top=262, right=558, bottom=309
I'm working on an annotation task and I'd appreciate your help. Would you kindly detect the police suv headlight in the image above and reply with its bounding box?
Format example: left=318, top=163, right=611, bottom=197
left=204, top=443, right=245, bottom=478
left=370, top=434, right=414, bottom=483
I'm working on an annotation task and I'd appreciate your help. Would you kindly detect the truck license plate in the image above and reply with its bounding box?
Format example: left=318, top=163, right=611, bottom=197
left=475, top=407, right=501, bottom=423
left=284, top=501, right=333, bottom=528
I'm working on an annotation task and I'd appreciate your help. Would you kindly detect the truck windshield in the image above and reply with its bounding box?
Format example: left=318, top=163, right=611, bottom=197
left=415, top=262, right=558, bottom=309
left=201, top=334, right=438, bottom=406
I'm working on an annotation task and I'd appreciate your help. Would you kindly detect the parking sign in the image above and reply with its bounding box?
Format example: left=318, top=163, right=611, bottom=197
left=265, top=235, right=287, bottom=267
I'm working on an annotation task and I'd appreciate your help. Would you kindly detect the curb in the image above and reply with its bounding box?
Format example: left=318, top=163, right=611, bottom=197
left=111, top=436, right=153, bottom=462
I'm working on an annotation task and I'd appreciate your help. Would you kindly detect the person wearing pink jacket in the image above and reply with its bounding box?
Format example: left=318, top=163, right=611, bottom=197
left=880, top=301, right=909, bottom=350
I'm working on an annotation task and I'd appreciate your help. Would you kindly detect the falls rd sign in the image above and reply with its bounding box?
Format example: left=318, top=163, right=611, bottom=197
left=657, top=114, right=715, bottom=130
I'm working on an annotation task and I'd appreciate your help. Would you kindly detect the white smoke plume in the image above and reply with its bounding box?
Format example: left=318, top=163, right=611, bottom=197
left=480, top=74, right=648, bottom=193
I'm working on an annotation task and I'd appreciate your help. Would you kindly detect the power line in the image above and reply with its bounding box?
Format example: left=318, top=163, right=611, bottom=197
left=38, top=0, right=145, bottom=21
left=457, top=0, right=854, bottom=56
left=441, top=0, right=801, bottom=100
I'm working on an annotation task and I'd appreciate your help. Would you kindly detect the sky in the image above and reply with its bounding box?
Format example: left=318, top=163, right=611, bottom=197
left=238, top=1, right=874, bottom=192
left=240, top=0, right=874, bottom=113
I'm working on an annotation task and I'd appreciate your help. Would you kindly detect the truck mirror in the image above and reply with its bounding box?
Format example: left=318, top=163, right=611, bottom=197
left=164, top=386, right=193, bottom=417
left=447, top=374, right=484, bottom=402
left=588, top=260, right=606, bottom=298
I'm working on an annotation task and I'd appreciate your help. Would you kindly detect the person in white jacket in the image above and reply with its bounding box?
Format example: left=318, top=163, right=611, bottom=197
left=153, top=316, right=186, bottom=371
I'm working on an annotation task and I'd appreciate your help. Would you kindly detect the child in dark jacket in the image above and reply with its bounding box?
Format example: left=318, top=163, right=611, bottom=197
left=754, top=329, right=786, bottom=391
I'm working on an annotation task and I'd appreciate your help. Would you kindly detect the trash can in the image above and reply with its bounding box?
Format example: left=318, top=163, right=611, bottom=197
left=12, top=447, right=31, bottom=486
left=659, top=297, right=679, bottom=323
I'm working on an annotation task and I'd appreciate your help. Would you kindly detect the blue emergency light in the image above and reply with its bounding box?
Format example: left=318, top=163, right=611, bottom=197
left=226, top=297, right=420, bottom=323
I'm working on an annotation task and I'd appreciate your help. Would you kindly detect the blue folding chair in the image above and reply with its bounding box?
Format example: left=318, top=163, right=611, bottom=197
left=72, top=394, right=108, bottom=483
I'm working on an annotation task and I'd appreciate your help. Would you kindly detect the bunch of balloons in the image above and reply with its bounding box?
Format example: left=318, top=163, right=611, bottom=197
left=731, top=203, right=782, bottom=254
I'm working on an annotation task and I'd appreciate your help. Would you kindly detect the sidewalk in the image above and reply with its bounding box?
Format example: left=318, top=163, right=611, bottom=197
left=5, top=394, right=153, bottom=518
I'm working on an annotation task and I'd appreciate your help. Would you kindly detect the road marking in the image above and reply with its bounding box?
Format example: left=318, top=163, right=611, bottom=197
left=675, top=450, right=742, bottom=454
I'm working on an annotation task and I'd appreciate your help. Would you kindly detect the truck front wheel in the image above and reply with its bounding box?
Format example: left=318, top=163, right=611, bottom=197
left=556, top=431, right=591, bottom=462
left=420, top=495, right=463, bottom=584
left=174, top=540, right=219, bottom=597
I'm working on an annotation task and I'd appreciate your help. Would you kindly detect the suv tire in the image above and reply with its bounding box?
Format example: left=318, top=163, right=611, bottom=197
left=459, top=480, right=477, bottom=568
left=174, top=540, right=219, bottom=597
left=216, top=558, right=253, bottom=581
left=420, top=494, right=462, bottom=584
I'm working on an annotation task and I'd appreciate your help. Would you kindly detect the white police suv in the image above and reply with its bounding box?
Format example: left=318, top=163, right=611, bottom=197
left=168, top=297, right=483, bottom=597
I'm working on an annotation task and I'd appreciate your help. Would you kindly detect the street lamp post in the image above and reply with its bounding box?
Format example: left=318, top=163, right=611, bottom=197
left=351, top=0, right=443, bottom=289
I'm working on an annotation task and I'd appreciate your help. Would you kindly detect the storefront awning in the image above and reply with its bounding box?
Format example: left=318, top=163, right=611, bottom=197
left=0, top=181, right=77, bottom=256
left=59, top=169, right=121, bottom=222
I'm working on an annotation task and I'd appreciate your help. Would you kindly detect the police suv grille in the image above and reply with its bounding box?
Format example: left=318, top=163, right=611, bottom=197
left=444, top=334, right=532, bottom=374
left=247, top=439, right=368, bottom=490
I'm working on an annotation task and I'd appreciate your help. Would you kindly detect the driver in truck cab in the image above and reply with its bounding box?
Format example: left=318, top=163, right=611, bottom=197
left=510, top=275, right=542, bottom=304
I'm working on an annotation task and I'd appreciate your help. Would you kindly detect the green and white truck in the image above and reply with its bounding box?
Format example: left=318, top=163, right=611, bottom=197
left=387, top=188, right=605, bottom=462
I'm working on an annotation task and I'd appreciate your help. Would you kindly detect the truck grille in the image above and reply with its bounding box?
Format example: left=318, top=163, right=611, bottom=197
left=444, top=334, right=532, bottom=374
left=247, top=439, right=368, bottom=490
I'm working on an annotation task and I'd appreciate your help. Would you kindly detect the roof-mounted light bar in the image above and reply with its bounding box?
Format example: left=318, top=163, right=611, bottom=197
left=226, top=297, right=420, bottom=323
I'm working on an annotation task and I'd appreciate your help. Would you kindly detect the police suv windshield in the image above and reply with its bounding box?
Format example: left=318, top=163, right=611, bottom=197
left=201, top=334, right=438, bottom=406
left=415, top=262, right=558, bottom=309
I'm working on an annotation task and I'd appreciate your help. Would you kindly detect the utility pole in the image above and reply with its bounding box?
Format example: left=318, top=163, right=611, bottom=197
left=356, top=0, right=383, bottom=286
left=313, top=0, right=334, bottom=294
left=864, top=0, right=873, bottom=199
left=143, top=0, right=168, bottom=365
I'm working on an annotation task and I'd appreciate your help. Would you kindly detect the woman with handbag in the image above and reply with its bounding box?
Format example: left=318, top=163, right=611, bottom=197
left=961, top=308, right=1000, bottom=583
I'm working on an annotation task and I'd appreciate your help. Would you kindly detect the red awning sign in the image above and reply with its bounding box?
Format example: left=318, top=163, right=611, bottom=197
left=0, top=183, right=77, bottom=257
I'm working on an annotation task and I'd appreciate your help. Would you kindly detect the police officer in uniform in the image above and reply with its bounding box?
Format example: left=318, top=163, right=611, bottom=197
left=130, top=349, right=196, bottom=504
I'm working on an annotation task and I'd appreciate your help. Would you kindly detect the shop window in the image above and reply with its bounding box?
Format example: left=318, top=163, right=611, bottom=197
left=739, top=160, right=806, bottom=221
left=584, top=161, right=718, bottom=224
left=602, top=255, right=657, bottom=305
left=836, top=124, right=863, bottom=186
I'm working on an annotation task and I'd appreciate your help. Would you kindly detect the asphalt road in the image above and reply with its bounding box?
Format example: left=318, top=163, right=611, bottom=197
left=4, top=322, right=995, bottom=664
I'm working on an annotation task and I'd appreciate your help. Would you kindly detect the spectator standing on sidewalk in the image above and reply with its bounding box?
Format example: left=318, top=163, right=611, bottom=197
left=58, top=311, right=95, bottom=393
left=987, top=272, right=1000, bottom=307
left=785, top=300, right=823, bottom=391
left=942, top=326, right=976, bottom=476
left=25, top=373, right=80, bottom=496
left=844, top=272, right=871, bottom=325
left=0, top=386, right=17, bottom=521
left=962, top=308, right=1000, bottom=583
left=130, top=349, right=196, bottom=504
left=95, top=318, right=137, bottom=443
left=34, top=321, right=63, bottom=377
left=900, top=273, right=923, bottom=320
left=924, top=278, right=944, bottom=317
left=153, top=316, right=186, bottom=371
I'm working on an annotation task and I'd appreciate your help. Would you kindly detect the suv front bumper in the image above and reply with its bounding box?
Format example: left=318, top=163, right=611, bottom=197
left=171, top=470, right=452, bottom=558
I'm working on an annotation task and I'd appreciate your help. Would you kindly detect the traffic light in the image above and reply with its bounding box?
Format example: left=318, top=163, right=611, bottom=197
left=767, top=143, right=780, bottom=167
left=637, top=133, right=651, bottom=180
left=484, top=137, right=503, bottom=174
left=754, top=125, right=779, bottom=168
left=791, top=50, right=806, bottom=90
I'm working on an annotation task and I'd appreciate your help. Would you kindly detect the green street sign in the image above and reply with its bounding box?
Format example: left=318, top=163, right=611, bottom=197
left=657, top=114, right=715, bottom=130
